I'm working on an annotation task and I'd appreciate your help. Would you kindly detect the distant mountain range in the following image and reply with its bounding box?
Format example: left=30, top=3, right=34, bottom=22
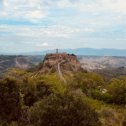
left=23, top=48, right=126, bottom=56
left=1, top=48, right=126, bottom=56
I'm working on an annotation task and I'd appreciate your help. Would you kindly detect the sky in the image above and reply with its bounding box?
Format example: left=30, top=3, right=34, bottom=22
left=0, top=0, right=126, bottom=53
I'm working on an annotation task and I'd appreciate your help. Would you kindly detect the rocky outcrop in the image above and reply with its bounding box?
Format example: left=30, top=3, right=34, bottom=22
left=38, top=53, right=82, bottom=73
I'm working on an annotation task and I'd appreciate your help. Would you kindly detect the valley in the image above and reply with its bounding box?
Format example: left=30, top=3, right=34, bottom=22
left=1, top=55, right=126, bottom=78
left=0, top=55, right=43, bottom=74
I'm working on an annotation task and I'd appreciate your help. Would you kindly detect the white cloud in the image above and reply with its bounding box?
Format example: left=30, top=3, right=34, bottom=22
left=43, top=0, right=126, bottom=15
left=99, top=0, right=126, bottom=13
left=0, top=0, right=126, bottom=24
left=37, top=42, right=49, bottom=47
left=0, top=25, right=80, bottom=38
left=73, top=0, right=126, bottom=14
left=0, top=0, right=47, bottom=22
left=83, top=28, right=95, bottom=33
left=0, top=0, right=126, bottom=51
left=25, top=10, right=46, bottom=22
left=35, top=42, right=49, bottom=50
left=42, top=42, right=49, bottom=46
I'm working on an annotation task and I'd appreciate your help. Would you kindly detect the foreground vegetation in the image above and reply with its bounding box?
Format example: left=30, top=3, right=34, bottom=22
left=0, top=68, right=125, bottom=126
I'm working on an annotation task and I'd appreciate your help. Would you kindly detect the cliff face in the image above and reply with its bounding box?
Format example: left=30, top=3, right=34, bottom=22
left=39, top=53, right=82, bottom=73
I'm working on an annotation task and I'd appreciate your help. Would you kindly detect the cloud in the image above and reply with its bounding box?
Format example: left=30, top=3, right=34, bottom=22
left=36, top=42, right=49, bottom=47
left=0, top=0, right=3, bottom=7
left=37, top=0, right=126, bottom=13
left=41, top=42, right=49, bottom=46
left=0, top=0, right=125, bottom=25
left=0, top=25, right=80, bottom=38
left=25, top=10, right=47, bottom=23
left=82, top=0, right=126, bottom=15
left=83, top=28, right=95, bottom=33
left=0, top=0, right=126, bottom=52
left=0, top=0, right=47, bottom=22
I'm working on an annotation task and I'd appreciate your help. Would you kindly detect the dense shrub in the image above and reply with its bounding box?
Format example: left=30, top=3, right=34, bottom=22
left=91, top=77, right=126, bottom=105
left=91, top=89, right=112, bottom=102
left=28, top=91, right=100, bottom=126
left=123, top=120, right=126, bottom=126
left=25, top=80, right=51, bottom=106
left=73, top=72, right=104, bottom=96
left=0, top=77, right=20, bottom=122
left=0, top=68, right=126, bottom=125
left=21, top=74, right=63, bottom=106
left=107, top=77, right=126, bottom=104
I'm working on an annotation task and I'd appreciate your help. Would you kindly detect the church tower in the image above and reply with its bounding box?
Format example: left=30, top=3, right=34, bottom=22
left=56, top=48, right=58, bottom=53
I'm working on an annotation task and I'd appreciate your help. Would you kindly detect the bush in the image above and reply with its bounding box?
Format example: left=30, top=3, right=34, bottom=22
left=0, top=77, right=20, bottom=122
left=21, top=77, right=51, bottom=107
left=123, top=120, right=126, bottom=126
left=73, top=72, right=104, bottom=96
left=21, top=74, right=64, bottom=107
left=91, top=89, right=112, bottom=102
left=107, top=77, right=126, bottom=104
left=28, top=91, right=100, bottom=126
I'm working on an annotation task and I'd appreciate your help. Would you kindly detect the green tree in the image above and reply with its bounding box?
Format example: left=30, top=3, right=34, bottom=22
left=73, top=72, right=104, bottom=96
left=28, top=91, right=100, bottom=126
left=107, top=77, right=126, bottom=104
left=0, top=77, right=21, bottom=122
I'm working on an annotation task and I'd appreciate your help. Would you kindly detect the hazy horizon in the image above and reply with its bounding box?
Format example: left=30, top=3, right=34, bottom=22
left=1, top=48, right=126, bottom=57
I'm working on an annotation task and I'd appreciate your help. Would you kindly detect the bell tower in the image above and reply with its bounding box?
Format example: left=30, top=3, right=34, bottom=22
left=56, top=48, right=58, bottom=53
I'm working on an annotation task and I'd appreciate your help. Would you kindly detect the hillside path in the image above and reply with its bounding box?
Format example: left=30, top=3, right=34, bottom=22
left=57, top=61, right=66, bottom=83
